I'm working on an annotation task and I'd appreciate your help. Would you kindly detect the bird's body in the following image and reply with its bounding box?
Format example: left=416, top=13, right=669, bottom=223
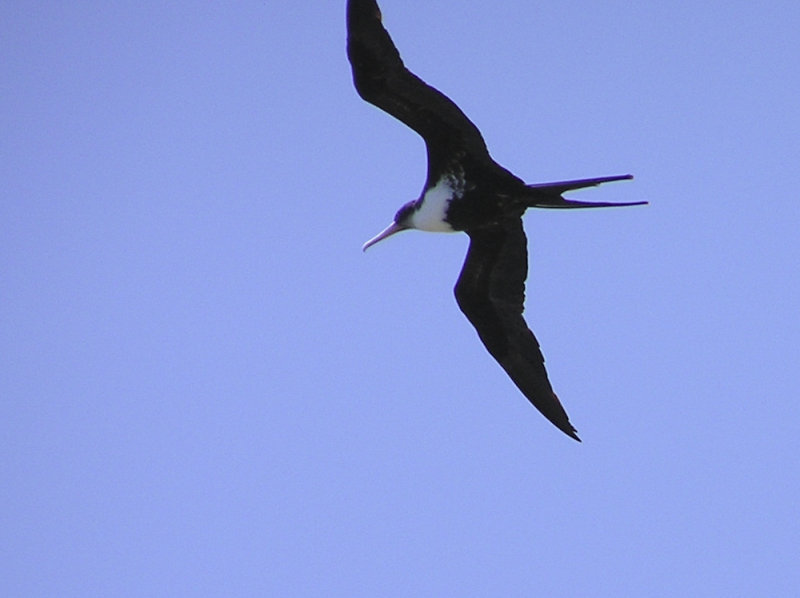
left=348, top=0, right=646, bottom=440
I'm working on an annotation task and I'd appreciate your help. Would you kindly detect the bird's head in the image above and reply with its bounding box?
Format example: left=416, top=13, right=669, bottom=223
left=362, top=200, right=416, bottom=251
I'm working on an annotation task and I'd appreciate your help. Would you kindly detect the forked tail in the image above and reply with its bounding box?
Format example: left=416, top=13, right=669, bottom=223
left=525, top=174, right=646, bottom=208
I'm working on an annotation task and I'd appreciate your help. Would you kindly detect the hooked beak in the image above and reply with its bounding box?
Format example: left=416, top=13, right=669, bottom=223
left=362, top=222, right=407, bottom=251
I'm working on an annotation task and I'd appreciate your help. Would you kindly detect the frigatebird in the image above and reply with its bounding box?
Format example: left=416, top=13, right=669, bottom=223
left=347, top=0, right=646, bottom=440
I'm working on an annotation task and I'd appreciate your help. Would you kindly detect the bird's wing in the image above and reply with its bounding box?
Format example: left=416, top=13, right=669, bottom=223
left=346, top=0, right=490, bottom=176
left=454, top=218, right=580, bottom=440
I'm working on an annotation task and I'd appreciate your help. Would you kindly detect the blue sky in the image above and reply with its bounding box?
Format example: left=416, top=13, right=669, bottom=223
left=3, top=1, right=799, bottom=595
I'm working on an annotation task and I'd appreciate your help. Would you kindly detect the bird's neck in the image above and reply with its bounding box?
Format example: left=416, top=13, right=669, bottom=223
left=410, top=176, right=463, bottom=232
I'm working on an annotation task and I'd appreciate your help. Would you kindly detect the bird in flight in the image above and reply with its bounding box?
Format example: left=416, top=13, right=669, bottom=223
left=347, top=0, right=646, bottom=440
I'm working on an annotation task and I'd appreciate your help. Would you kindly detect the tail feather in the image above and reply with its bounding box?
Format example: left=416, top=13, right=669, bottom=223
left=526, top=174, right=646, bottom=209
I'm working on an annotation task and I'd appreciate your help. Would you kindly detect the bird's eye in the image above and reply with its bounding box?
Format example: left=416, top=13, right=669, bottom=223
left=394, top=201, right=416, bottom=223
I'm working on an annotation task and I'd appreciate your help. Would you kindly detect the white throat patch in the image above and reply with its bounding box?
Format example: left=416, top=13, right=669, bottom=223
left=410, top=177, right=461, bottom=232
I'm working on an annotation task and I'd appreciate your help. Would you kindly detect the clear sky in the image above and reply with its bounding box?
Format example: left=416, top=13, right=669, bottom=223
left=3, top=1, right=799, bottom=596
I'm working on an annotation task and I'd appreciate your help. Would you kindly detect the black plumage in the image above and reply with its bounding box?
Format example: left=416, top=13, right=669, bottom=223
left=348, top=0, right=646, bottom=440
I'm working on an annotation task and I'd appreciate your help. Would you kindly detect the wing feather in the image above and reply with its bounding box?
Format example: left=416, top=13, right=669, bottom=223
left=454, top=219, right=580, bottom=440
left=346, top=0, right=490, bottom=176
